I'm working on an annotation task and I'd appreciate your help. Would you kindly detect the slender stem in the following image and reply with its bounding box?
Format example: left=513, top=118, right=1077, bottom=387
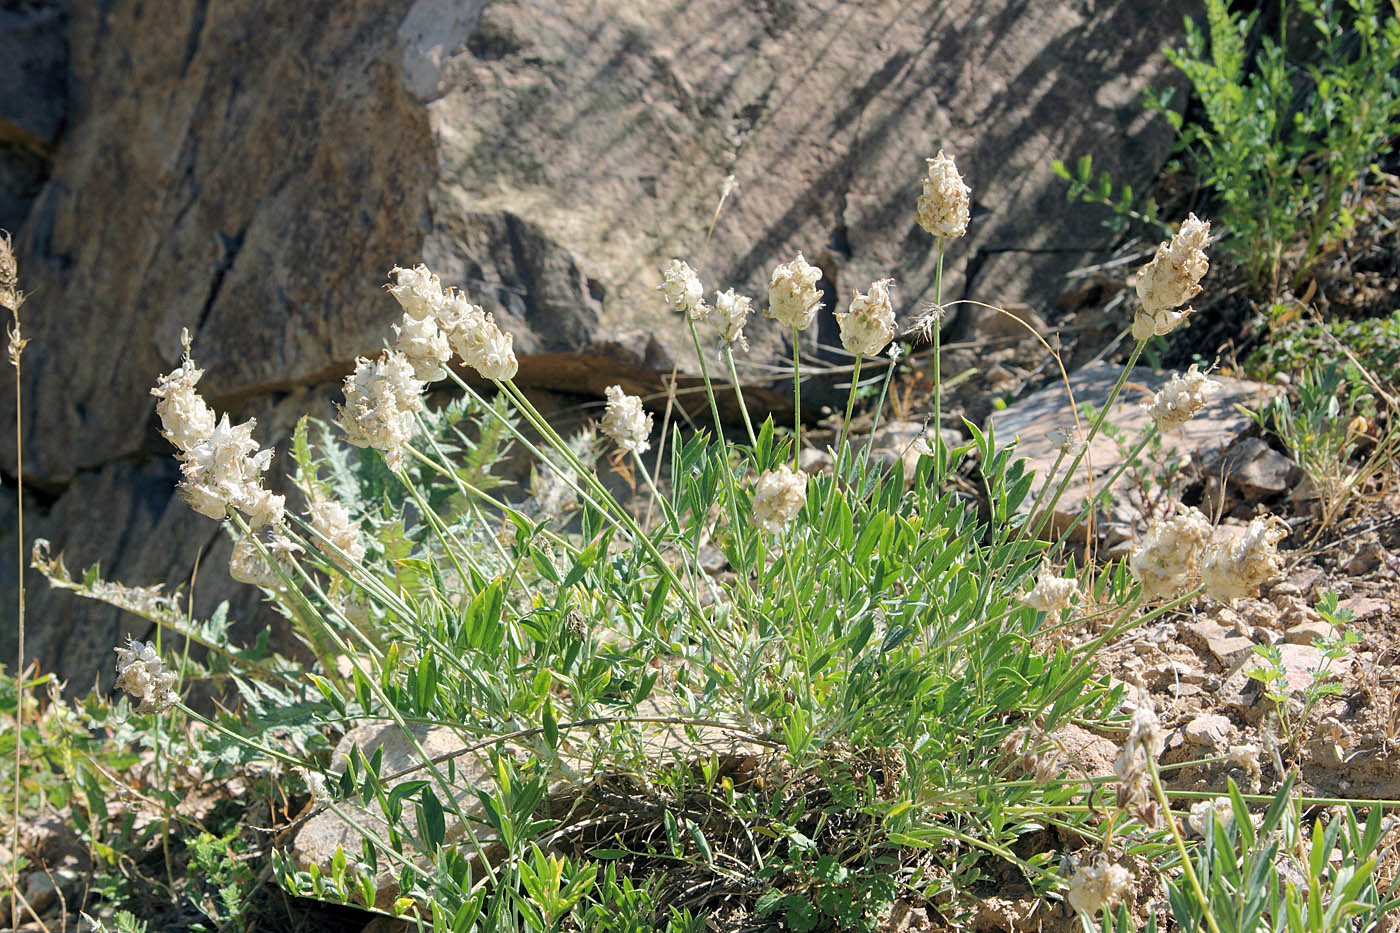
left=686, top=317, right=727, bottom=442
left=791, top=325, right=802, bottom=469
left=834, top=355, right=863, bottom=481
left=860, top=349, right=900, bottom=474
left=779, top=536, right=812, bottom=709
left=10, top=340, right=23, bottom=928
left=933, top=238, right=945, bottom=478
left=723, top=345, right=757, bottom=449
left=1149, top=758, right=1224, bottom=933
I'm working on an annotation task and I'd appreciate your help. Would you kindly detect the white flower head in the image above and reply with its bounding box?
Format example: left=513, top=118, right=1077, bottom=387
left=299, top=767, right=332, bottom=805
left=659, top=259, right=708, bottom=319
left=151, top=357, right=216, bottom=452
left=916, top=150, right=971, bottom=240
left=766, top=253, right=823, bottom=330
left=309, top=493, right=365, bottom=571
left=837, top=279, right=896, bottom=357
left=751, top=464, right=808, bottom=534
left=1129, top=504, right=1213, bottom=600
left=392, top=312, right=452, bottom=382
left=178, top=414, right=285, bottom=529
left=1066, top=856, right=1132, bottom=917
left=1133, top=214, right=1211, bottom=339
left=1201, top=515, right=1289, bottom=602
left=445, top=303, right=518, bottom=381
left=1022, top=568, right=1079, bottom=613
left=388, top=264, right=444, bottom=320
left=337, top=350, right=424, bottom=472
left=600, top=385, right=653, bottom=455
left=228, top=531, right=304, bottom=589
left=713, top=288, right=752, bottom=351
left=114, top=637, right=179, bottom=715
left=1187, top=797, right=1235, bottom=837
left=1146, top=365, right=1220, bottom=431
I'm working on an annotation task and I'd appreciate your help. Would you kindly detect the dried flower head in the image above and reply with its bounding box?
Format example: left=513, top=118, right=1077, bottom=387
left=114, top=637, right=179, bottom=715
left=658, top=259, right=708, bottom=319
left=387, top=264, right=444, bottom=321
left=1129, top=504, right=1212, bottom=600
left=1187, top=797, right=1235, bottom=837
left=392, top=311, right=452, bottom=382
left=1066, top=856, right=1132, bottom=917
left=1201, top=516, right=1289, bottom=602
left=1225, top=743, right=1263, bottom=792
left=151, top=355, right=217, bottom=452
left=1146, top=364, right=1220, bottom=431
left=751, top=463, right=808, bottom=534
left=766, top=253, right=823, bottom=330
left=1021, top=568, right=1079, bottom=612
left=299, top=767, right=331, bottom=805
left=1133, top=213, right=1211, bottom=340
left=309, top=493, right=365, bottom=571
left=1113, top=685, right=1164, bottom=826
left=228, top=531, right=304, bottom=588
left=916, top=150, right=971, bottom=240
left=0, top=230, right=20, bottom=314
left=337, top=350, right=424, bottom=472
left=600, top=385, right=653, bottom=454
left=444, top=300, right=518, bottom=381
left=837, top=279, right=896, bottom=357
left=713, top=288, right=752, bottom=351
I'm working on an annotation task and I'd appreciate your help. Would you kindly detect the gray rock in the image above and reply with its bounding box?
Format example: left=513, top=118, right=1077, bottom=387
left=1182, top=713, right=1232, bottom=751
left=0, top=1, right=67, bottom=233
left=1183, top=618, right=1257, bottom=667
left=1214, top=436, right=1295, bottom=499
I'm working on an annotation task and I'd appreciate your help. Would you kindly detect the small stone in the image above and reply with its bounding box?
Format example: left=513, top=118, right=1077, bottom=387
left=1223, top=437, right=1294, bottom=499
left=22, top=871, right=59, bottom=915
left=1285, top=620, right=1336, bottom=646
left=1339, top=596, right=1388, bottom=622
left=1185, top=618, right=1257, bottom=666
left=1182, top=713, right=1232, bottom=751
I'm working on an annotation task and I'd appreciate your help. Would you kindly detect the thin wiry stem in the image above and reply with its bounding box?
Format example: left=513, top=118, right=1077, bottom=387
left=6, top=230, right=26, bottom=929
left=791, top=325, right=802, bottom=469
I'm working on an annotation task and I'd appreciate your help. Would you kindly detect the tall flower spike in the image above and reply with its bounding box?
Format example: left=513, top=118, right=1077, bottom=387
left=751, top=464, right=808, bottom=534
left=1128, top=504, right=1212, bottom=600
left=1201, top=515, right=1288, bottom=602
left=1145, top=364, right=1220, bottom=432
left=337, top=350, right=424, bottom=472
left=1133, top=214, right=1211, bottom=341
left=658, top=259, right=709, bottom=320
left=837, top=279, right=896, bottom=357
left=916, top=150, right=971, bottom=240
left=600, top=385, right=653, bottom=454
left=766, top=253, right=823, bottom=330
left=713, top=289, right=752, bottom=351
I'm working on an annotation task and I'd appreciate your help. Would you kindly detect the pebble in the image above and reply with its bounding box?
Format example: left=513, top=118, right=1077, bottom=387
left=1182, top=713, right=1232, bottom=751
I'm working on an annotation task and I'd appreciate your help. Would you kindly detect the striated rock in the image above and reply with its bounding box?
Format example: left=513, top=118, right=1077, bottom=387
left=2, top=0, right=1198, bottom=688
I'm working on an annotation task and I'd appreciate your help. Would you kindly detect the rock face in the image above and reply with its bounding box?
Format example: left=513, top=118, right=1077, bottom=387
left=1, top=0, right=1196, bottom=688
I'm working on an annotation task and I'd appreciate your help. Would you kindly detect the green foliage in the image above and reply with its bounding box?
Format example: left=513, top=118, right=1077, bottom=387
left=1051, top=153, right=1170, bottom=237
left=1250, top=307, right=1400, bottom=391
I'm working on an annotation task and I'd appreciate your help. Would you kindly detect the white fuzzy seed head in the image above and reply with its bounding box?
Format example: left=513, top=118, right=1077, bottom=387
left=446, top=305, right=518, bottom=381
left=766, top=253, right=823, bottom=330
left=837, top=279, right=896, bottom=357
left=1146, top=364, right=1220, bottom=431
left=1201, top=515, right=1289, bottom=602
left=916, top=150, right=971, bottom=240
left=1066, top=857, right=1132, bottom=917
left=1022, top=569, right=1079, bottom=613
left=114, top=637, right=179, bottom=715
left=392, top=311, right=452, bottom=382
left=1129, top=504, right=1213, bottom=600
left=309, top=493, right=365, bottom=571
left=600, top=385, right=653, bottom=455
left=659, top=259, right=708, bottom=319
left=1133, top=214, right=1211, bottom=339
left=752, top=463, right=808, bottom=534
left=388, top=264, right=444, bottom=320
left=337, top=351, right=424, bottom=472
left=713, top=288, right=752, bottom=351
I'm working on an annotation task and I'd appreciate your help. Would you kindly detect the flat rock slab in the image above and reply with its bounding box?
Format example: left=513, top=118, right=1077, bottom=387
left=985, top=361, right=1279, bottom=539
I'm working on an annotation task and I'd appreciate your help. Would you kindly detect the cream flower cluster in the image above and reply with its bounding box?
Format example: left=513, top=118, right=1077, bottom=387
left=392, top=312, right=452, bottom=382
left=1201, top=515, right=1289, bottom=602
left=1146, top=365, right=1220, bottom=431
left=338, top=350, right=424, bottom=473
left=310, top=493, right=366, bottom=571
left=1128, top=504, right=1212, bottom=600
left=229, top=532, right=304, bottom=588
left=766, top=253, right=823, bottom=330
left=387, top=264, right=518, bottom=381
left=1133, top=214, right=1211, bottom=341
left=714, top=288, right=752, bottom=351
left=658, top=259, right=708, bottom=319
left=151, top=339, right=284, bottom=530
left=1114, top=685, right=1165, bottom=826
left=1066, top=857, right=1132, bottom=917
left=114, top=638, right=179, bottom=715
left=1021, top=568, right=1079, bottom=612
left=751, top=463, right=808, bottom=534
left=600, top=385, right=653, bottom=454
left=837, top=279, right=896, bottom=357
left=916, top=150, right=971, bottom=240
left=1187, top=797, right=1235, bottom=837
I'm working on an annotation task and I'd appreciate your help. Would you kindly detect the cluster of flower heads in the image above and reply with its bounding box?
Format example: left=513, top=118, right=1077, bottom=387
left=1133, top=213, right=1211, bottom=341
left=1146, top=364, right=1220, bottom=432
left=1020, top=567, right=1080, bottom=613
left=1066, top=855, right=1132, bottom=918
left=1128, top=504, right=1213, bottom=600
left=751, top=463, right=809, bottom=534
left=338, top=350, right=424, bottom=473
left=386, top=264, right=519, bottom=382
left=600, top=385, right=653, bottom=454
left=114, top=637, right=179, bottom=715
left=151, top=331, right=284, bottom=530
left=1201, top=515, right=1289, bottom=602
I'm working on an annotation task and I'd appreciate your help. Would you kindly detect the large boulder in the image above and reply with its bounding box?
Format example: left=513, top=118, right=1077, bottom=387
left=0, top=0, right=1196, bottom=688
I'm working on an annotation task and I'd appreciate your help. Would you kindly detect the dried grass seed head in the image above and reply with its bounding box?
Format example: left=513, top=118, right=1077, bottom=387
left=659, top=258, right=708, bottom=319
left=1129, top=504, right=1212, bottom=600
left=114, top=637, right=179, bottom=715
left=0, top=230, right=20, bottom=314
left=337, top=350, right=424, bottom=472
left=837, top=278, right=896, bottom=357
left=916, top=150, right=971, bottom=240
left=1146, top=364, right=1221, bottom=432
left=600, top=385, right=653, bottom=454
left=1201, top=515, right=1289, bottom=602
left=751, top=463, right=808, bottom=534
left=713, top=288, right=752, bottom=351
left=766, top=253, right=823, bottom=330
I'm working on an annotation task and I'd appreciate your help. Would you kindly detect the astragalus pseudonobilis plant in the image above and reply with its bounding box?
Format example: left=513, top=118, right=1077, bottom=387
left=28, top=150, right=1389, bottom=933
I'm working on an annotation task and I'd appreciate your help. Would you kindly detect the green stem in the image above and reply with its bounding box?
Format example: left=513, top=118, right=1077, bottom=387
left=1149, top=757, right=1224, bottom=933
left=933, top=238, right=945, bottom=478
left=724, top=344, right=757, bottom=449
left=686, top=316, right=727, bottom=442
left=860, top=348, right=900, bottom=474
left=834, top=355, right=864, bottom=481
left=791, top=325, right=802, bottom=470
